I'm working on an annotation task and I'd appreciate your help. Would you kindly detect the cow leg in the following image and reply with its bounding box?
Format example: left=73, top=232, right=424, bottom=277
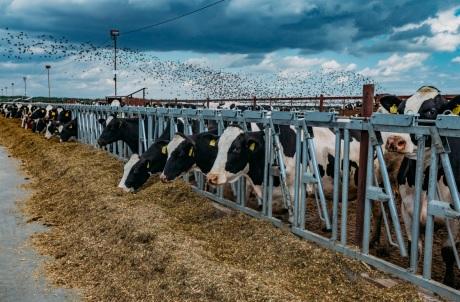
left=370, top=203, right=382, bottom=248
left=441, top=245, right=456, bottom=287
left=442, top=219, right=459, bottom=287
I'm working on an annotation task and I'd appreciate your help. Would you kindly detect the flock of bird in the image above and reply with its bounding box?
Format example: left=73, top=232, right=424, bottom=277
left=0, top=28, right=380, bottom=100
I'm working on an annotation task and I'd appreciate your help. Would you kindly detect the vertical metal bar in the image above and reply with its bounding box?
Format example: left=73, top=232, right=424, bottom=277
left=356, top=84, right=374, bottom=246
left=147, top=113, right=153, bottom=146
left=410, top=136, right=426, bottom=273
left=340, top=128, right=350, bottom=245
left=299, top=126, right=308, bottom=229
left=375, top=145, right=407, bottom=257
left=362, top=140, right=374, bottom=254
left=293, top=124, right=302, bottom=227
left=440, top=153, right=460, bottom=212
left=423, top=144, right=438, bottom=279
left=332, top=127, right=341, bottom=241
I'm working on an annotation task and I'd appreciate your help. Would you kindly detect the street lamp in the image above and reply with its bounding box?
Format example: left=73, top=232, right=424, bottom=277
left=45, top=65, right=51, bottom=98
left=11, top=82, right=14, bottom=96
left=110, top=29, right=120, bottom=97
left=23, top=76, right=27, bottom=99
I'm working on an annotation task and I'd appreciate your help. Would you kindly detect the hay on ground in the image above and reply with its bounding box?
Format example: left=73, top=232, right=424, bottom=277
left=0, top=117, right=423, bottom=302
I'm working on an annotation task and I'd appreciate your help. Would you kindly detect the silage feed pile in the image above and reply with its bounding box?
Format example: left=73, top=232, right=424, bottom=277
left=0, top=117, right=422, bottom=302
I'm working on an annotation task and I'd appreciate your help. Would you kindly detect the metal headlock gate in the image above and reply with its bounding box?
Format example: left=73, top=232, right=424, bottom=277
left=13, top=102, right=460, bottom=300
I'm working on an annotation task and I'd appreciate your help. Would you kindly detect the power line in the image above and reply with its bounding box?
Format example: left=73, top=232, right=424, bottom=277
left=122, top=0, right=227, bottom=35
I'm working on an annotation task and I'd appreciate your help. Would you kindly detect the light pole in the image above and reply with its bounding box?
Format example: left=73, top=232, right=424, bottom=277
left=45, top=65, right=51, bottom=98
left=23, top=76, right=27, bottom=99
left=11, top=82, right=14, bottom=96
left=110, top=29, right=120, bottom=97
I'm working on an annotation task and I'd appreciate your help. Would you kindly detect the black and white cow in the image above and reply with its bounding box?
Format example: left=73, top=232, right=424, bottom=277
left=206, top=125, right=297, bottom=220
left=120, top=122, right=184, bottom=191
left=44, top=120, right=61, bottom=139
left=384, top=86, right=460, bottom=286
left=58, top=109, right=72, bottom=124
left=97, top=115, right=140, bottom=153
left=159, top=129, right=219, bottom=182
left=59, top=118, right=78, bottom=142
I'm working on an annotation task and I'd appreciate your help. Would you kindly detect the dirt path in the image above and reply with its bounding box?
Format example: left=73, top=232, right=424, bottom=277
left=0, top=146, right=78, bottom=302
left=0, top=117, right=423, bottom=301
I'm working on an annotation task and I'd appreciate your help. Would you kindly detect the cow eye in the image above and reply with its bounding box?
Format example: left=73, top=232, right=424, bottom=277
left=232, top=147, right=241, bottom=154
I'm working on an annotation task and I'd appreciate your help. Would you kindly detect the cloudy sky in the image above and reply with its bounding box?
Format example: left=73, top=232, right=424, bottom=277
left=0, top=0, right=459, bottom=98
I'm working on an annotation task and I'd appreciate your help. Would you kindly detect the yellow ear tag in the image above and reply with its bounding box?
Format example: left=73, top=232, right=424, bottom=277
left=390, top=104, right=398, bottom=114
left=209, top=139, right=216, bottom=147
left=146, top=162, right=150, bottom=169
left=452, top=105, right=460, bottom=115
left=188, top=147, right=194, bottom=157
left=51, top=112, right=56, bottom=116
left=161, top=146, right=167, bottom=154
left=69, top=125, right=72, bottom=129
left=249, top=142, right=256, bottom=151
left=65, top=112, right=69, bottom=117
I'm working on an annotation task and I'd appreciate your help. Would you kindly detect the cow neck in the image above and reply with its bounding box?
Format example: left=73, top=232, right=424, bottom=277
left=121, top=119, right=139, bottom=153
left=247, top=144, right=265, bottom=186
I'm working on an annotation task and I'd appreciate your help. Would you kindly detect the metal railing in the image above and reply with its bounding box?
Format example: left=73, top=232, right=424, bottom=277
left=7, top=101, right=460, bottom=300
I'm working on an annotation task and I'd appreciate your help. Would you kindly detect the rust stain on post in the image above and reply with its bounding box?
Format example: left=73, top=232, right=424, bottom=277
left=355, top=84, right=374, bottom=246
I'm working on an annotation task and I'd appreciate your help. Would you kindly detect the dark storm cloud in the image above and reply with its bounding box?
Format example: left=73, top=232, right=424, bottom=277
left=0, top=0, right=457, bottom=54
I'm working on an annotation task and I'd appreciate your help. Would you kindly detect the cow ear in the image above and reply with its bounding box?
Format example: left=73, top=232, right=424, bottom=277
left=199, top=132, right=219, bottom=148
left=246, top=138, right=261, bottom=153
left=440, top=96, right=460, bottom=115
left=98, top=118, right=106, bottom=125
left=379, top=95, right=401, bottom=114
left=246, top=131, right=264, bottom=153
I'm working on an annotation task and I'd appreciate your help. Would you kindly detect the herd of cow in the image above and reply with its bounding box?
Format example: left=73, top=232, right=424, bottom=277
left=1, top=85, right=460, bottom=288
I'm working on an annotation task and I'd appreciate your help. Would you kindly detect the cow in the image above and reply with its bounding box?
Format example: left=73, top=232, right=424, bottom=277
left=44, top=120, right=61, bottom=139
left=97, top=115, right=141, bottom=153
left=160, top=129, right=219, bottom=182
left=58, top=109, right=72, bottom=124
left=206, top=124, right=297, bottom=221
left=59, top=118, right=78, bottom=142
left=120, top=119, right=189, bottom=191
left=384, top=86, right=460, bottom=286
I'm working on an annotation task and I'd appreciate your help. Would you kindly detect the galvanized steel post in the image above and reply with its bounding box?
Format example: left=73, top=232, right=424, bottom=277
left=355, top=84, right=374, bottom=246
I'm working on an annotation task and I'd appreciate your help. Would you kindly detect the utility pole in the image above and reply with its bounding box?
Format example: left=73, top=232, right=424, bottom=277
left=5, top=86, right=7, bottom=97
left=11, top=82, right=14, bottom=96
left=110, top=29, right=120, bottom=97
left=23, top=76, right=27, bottom=99
left=1, top=88, right=3, bottom=97
left=45, top=65, right=51, bottom=98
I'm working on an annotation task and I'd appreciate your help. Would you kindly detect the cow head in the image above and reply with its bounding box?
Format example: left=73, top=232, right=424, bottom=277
left=160, top=133, right=196, bottom=182
left=160, top=131, right=219, bottom=182
left=385, top=87, right=460, bottom=153
left=207, top=126, right=264, bottom=185
left=59, top=119, right=78, bottom=142
left=31, top=108, right=46, bottom=119
left=125, top=140, right=169, bottom=190
left=97, top=114, right=125, bottom=146
left=58, top=110, right=72, bottom=123
left=34, top=118, right=47, bottom=133
left=44, top=120, right=61, bottom=139
left=378, top=95, right=402, bottom=114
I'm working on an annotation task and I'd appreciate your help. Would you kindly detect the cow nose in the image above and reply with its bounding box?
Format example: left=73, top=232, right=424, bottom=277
left=386, top=135, right=406, bottom=153
left=207, top=173, right=219, bottom=185
left=160, top=173, right=169, bottom=183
